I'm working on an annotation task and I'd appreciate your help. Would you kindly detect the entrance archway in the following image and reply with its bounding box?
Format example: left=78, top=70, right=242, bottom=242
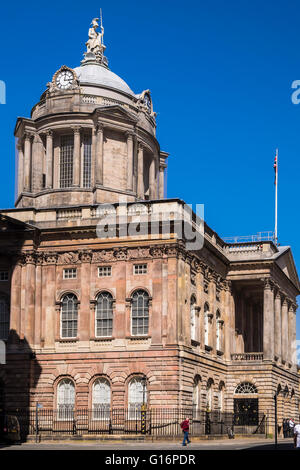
left=233, top=382, right=258, bottom=425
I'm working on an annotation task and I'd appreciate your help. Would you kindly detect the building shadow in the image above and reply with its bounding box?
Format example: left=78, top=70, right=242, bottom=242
left=0, top=330, right=42, bottom=444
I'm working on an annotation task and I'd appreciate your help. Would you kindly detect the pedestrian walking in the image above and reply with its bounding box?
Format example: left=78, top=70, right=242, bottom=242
left=293, top=422, right=300, bottom=449
left=289, top=418, right=295, bottom=438
left=180, top=417, right=191, bottom=446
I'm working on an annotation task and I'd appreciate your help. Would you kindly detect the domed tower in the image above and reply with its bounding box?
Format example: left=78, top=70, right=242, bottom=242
left=14, top=18, right=168, bottom=209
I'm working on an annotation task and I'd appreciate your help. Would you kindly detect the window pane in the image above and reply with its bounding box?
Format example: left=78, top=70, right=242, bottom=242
left=61, top=294, right=78, bottom=338
left=83, top=134, right=92, bottom=188
left=60, top=135, right=74, bottom=188
left=57, top=379, right=75, bottom=420
left=96, top=292, right=113, bottom=337
left=0, top=297, right=9, bottom=340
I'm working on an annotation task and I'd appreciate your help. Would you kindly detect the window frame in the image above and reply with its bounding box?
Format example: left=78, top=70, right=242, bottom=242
left=92, top=378, right=111, bottom=420
left=130, top=289, right=150, bottom=337
left=56, top=378, right=75, bottom=421
left=60, top=293, right=78, bottom=339
left=95, top=291, right=114, bottom=338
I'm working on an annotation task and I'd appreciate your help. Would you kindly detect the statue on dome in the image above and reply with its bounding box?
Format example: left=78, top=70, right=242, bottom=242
left=86, top=16, right=106, bottom=59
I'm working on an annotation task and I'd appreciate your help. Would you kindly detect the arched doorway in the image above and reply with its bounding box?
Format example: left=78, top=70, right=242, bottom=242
left=233, top=382, right=258, bottom=425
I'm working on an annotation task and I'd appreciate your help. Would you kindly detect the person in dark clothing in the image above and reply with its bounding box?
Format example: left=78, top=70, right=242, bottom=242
left=283, top=419, right=289, bottom=438
left=180, top=418, right=191, bottom=446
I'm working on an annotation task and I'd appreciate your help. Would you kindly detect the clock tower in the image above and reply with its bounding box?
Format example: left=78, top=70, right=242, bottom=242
left=14, top=18, right=168, bottom=210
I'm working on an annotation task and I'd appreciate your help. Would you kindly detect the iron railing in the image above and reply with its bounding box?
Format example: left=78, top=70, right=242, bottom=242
left=1, top=408, right=266, bottom=439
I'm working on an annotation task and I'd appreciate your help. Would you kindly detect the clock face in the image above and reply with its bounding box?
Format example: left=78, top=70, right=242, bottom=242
left=55, top=70, right=74, bottom=90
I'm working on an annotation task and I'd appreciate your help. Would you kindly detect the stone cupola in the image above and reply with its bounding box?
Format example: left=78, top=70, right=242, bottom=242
left=14, top=18, right=169, bottom=209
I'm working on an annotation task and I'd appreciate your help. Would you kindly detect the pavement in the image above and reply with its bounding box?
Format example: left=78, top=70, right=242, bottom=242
left=0, top=436, right=296, bottom=451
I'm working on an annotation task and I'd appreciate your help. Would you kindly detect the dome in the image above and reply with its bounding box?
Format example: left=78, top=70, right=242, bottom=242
left=73, top=63, right=135, bottom=96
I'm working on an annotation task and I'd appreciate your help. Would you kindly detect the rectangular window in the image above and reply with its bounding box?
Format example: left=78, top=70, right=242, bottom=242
left=0, top=271, right=8, bottom=281
left=83, top=134, right=92, bottom=188
left=98, top=266, right=112, bottom=277
left=133, top=264, right=147, bottom=275
left=63, top=268, right=77, bottom=279
left=60, top=135, right=74, bottom=188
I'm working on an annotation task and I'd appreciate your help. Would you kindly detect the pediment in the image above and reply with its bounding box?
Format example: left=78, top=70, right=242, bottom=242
left=94, top=105, right=138, bottom=123
left=276, top=248, right=300, bottom=292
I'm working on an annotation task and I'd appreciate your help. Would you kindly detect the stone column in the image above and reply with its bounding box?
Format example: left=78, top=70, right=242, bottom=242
left=281, top=298, right=288, bottom=364
left=263, top=279, right=274, bottom=361
left=80, top=251, right=92, bottom=342
left=224, top=281, right=232, bottom=361
left=17, top=142, right=24, bottom=196
left=290, top=304, right=297, bottom=370
left=126, top=132, right=134, bottom=191
left=149, top=155, right=156, bottom=199
left=32, top=134, right=44, bottom=191
left=137, top=143, right=144, bottom=198
left=274, top=290, right=282, bottom=361
left=288, top=303, right=296, bottom=367
left=46, top=130, right=53, bottom=188
left=25, top=254, right=36, bottom=345
left=9, top=259, right=22, bottom=337
left=159, top=163, right=165, bottom=199
left=91, top=127, right=97, bottom=186
left=73, top=127, right=81, bottom=187
left=95, top=123, right=104, bottom=185
left=23, top=133, right=32, bottom=191
left=248, top=301, right=254, bottom=352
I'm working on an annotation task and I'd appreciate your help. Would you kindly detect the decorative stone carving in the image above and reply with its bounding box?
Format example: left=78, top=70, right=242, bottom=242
left=128, top=247, right=150, bottom=259
left=92, top=250, right=114, bottom=263
left=58, top=252, right=79, bottom=265
left=79, top=250, right=93, bottom=263
left=113, top=248, right=127, bottom=260
left=44, top=252, right=58, bottom=265
left=150, top=246, right=166, bottom=258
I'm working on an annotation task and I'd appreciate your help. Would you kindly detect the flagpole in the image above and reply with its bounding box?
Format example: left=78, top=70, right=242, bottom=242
left=275, top=148, right=278, bottom=245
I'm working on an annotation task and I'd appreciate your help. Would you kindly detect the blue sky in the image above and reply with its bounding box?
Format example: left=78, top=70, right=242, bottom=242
left=0, top=1, right=299, bottom=337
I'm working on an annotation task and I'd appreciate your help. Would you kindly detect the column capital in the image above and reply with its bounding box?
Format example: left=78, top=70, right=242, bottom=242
left=72, top=126, right=82, bottom=134
left=95, top=122, right=104, bottom=132
left=262, top=278, right=274, bottom=290
left=46, top=129, right=54, bottom=137
left=275, top=289, right=282, bottom=300
left=125, top=130, right=135, bottom=139
left=24, top=131, right=34, bottom=141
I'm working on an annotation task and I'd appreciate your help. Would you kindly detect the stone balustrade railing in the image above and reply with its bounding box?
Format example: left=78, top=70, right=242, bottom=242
left=231, top=353, right=264, bottom=361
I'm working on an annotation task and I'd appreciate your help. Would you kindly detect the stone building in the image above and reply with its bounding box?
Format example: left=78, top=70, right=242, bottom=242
left=0, top=19, right=299, bottom=433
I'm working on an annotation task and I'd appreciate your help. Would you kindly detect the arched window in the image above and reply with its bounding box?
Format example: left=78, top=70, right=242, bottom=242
left=192, top=375, right=201, bottom=417
left=131, top=290, right=149, bottom=336
left=92, top=378, right=111, bottom=419
left=204, top=303, right=210, bottom=346
left=0, top=297, right=9, bottom=340
left=190, top=296, right=196, bottom=341
left=218, top=382, right=225, bottom=412
left=206, top=379, right=214, bottom=411
left=234, top=382, right=258, bottom=394
left=128, top=377, right=147, bottom=419
left=96, top=292, right=113, bottom=337
left=216, top=310, right=223, bottom=351
left=57, top=379, right=75, bottom=420
left=60, top=294, right=78, bottom=338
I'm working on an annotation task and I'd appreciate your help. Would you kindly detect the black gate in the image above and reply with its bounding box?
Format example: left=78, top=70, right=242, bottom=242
left=234, top=398, right=259, bottom=425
